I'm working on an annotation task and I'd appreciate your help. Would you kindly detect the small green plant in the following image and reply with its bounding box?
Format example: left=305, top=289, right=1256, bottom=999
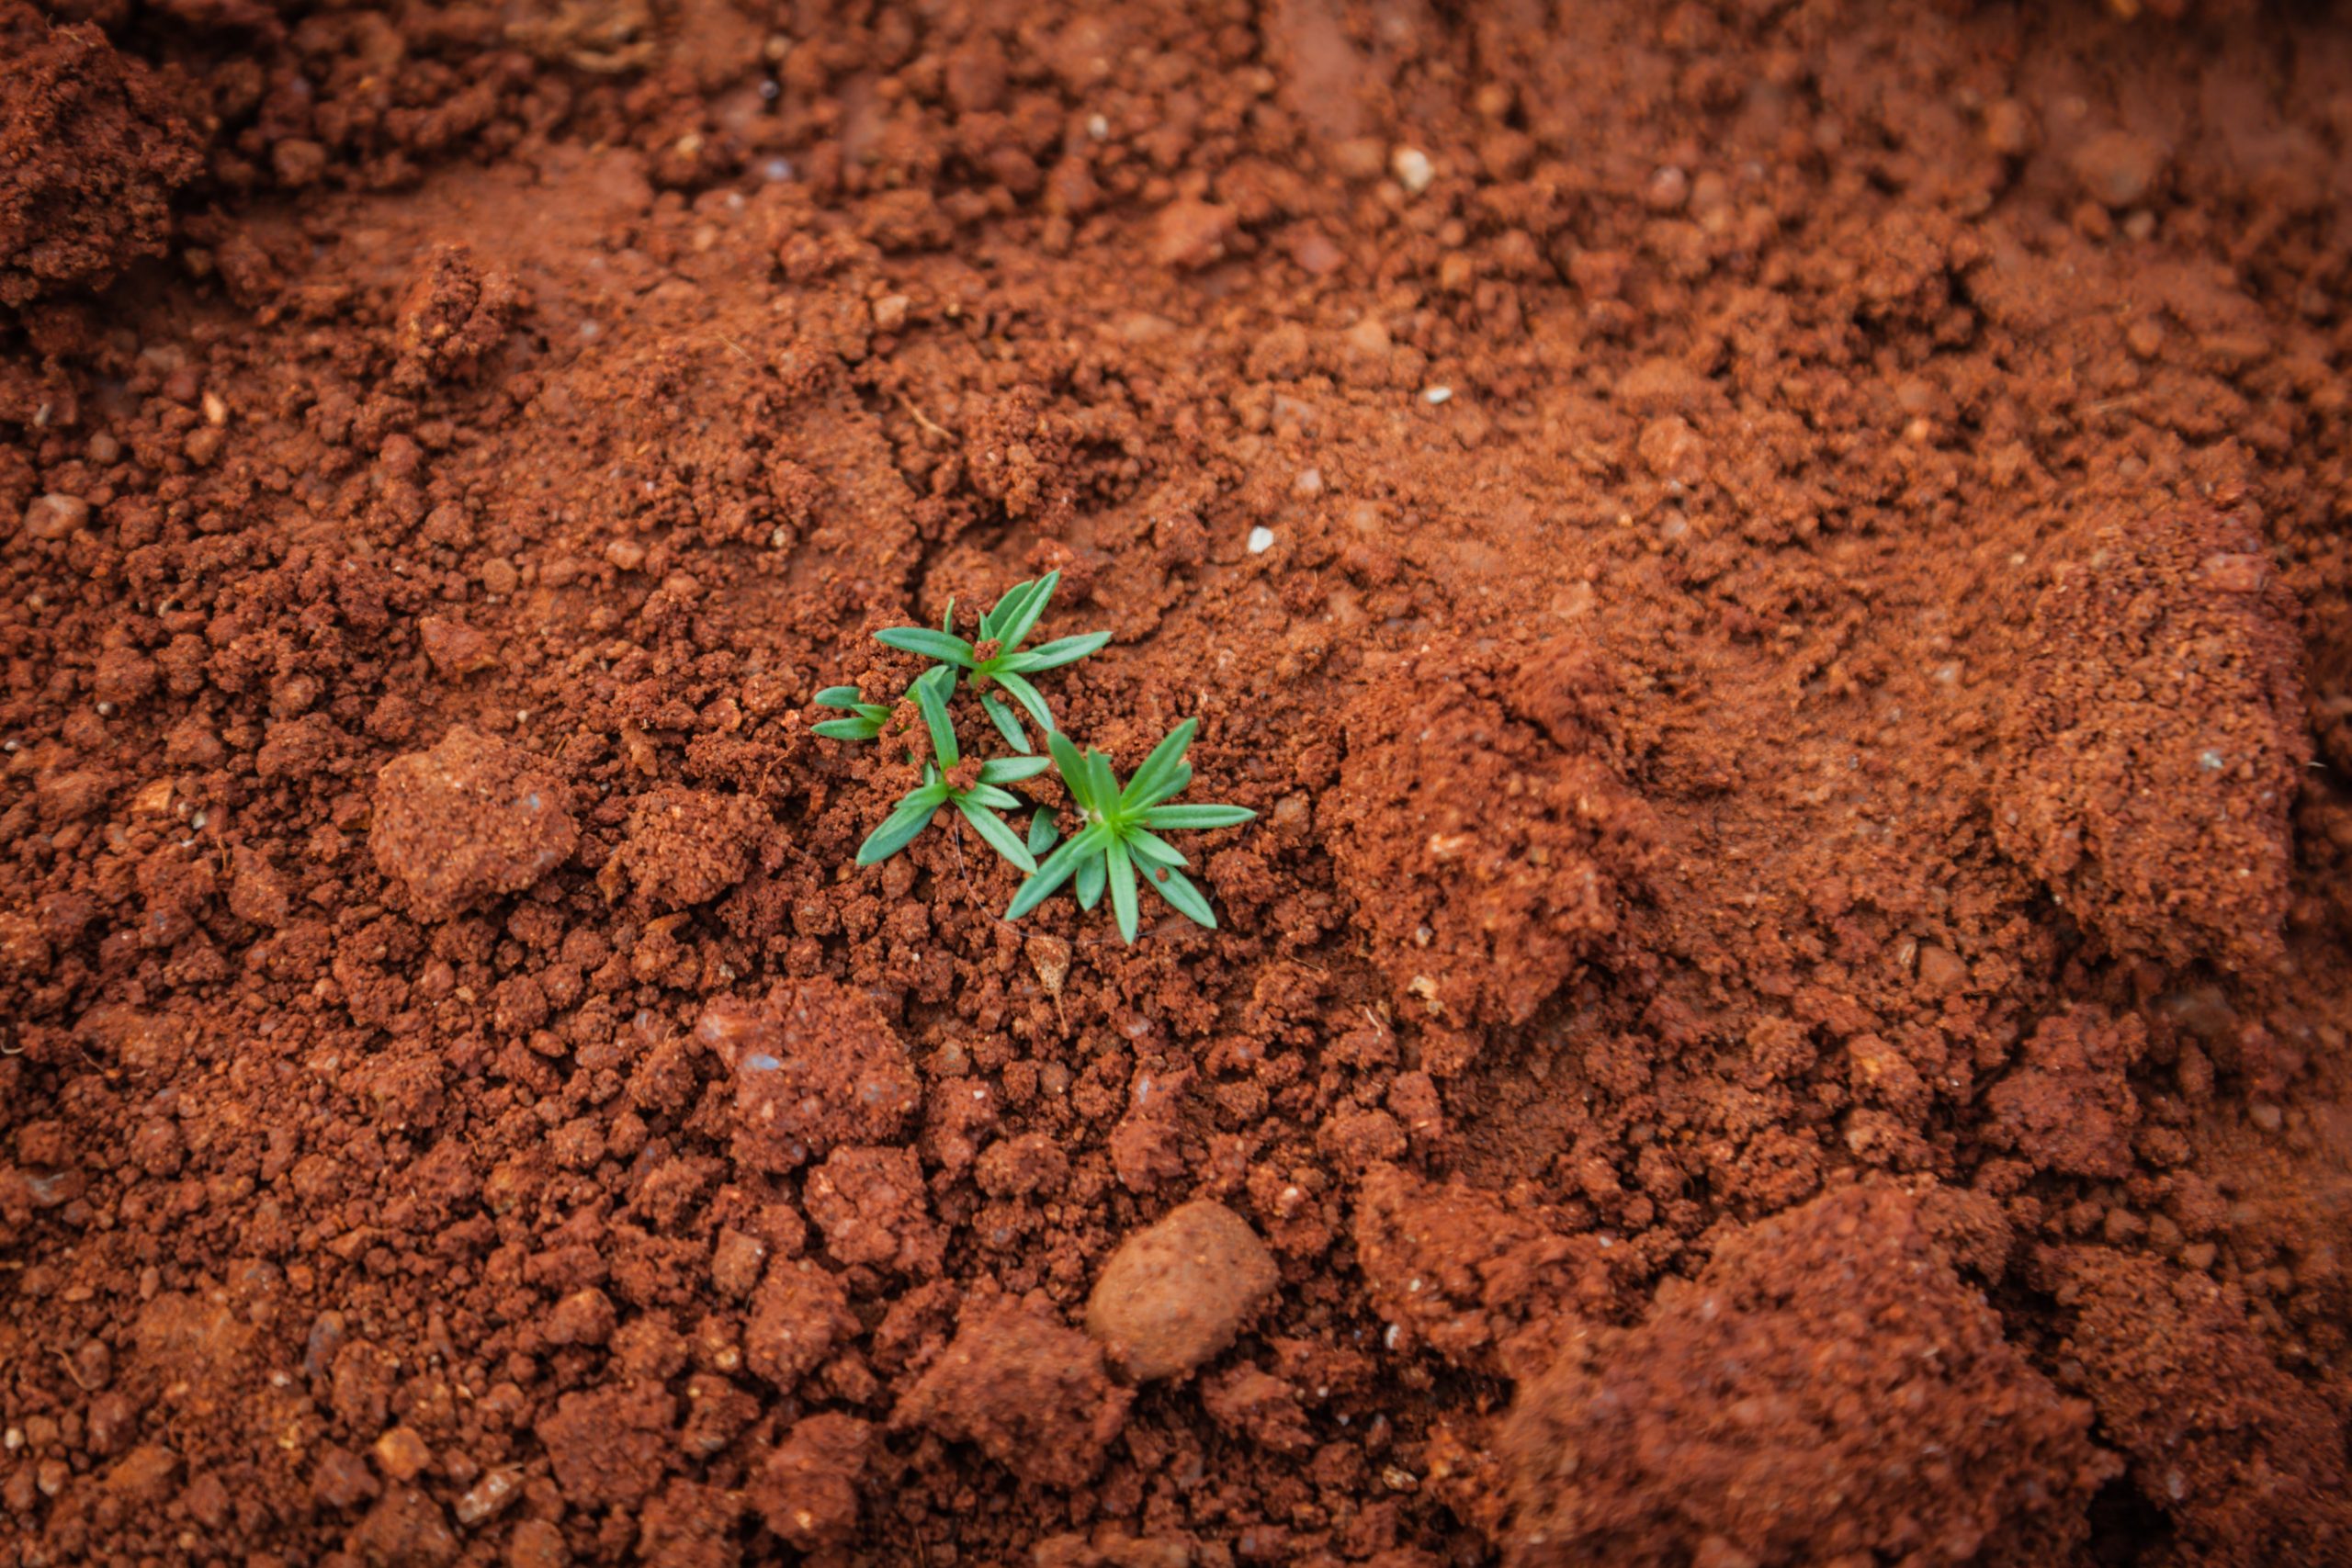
left=854, top=667, right=1050, bottom=868
left=1009, top=719, right=1255, bottom=943
left=811, top=579, right=1251, bottom=943
left=868, top=570, right=1107, bottom=752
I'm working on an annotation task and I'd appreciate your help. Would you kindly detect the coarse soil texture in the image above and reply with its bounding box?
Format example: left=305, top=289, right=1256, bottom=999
left=6, top=2, right=2352, bottom=1565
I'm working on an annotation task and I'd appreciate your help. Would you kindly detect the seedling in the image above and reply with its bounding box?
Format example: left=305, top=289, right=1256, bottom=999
left=1009, top=718, right=1255, bottom=943
left=871, top=570, right=1108, bottom=752
left=854, top=668, right=1050, bottom=870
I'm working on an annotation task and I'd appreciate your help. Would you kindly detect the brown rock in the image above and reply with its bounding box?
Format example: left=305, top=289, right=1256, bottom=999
left=2072, top=130, right=2166, bottom=209
left=346, top=1484, right=458, bottom=1567
left=1152, top=198, right=1238, bottom=271
left=1085, top=1200, right=1279, bottom=1381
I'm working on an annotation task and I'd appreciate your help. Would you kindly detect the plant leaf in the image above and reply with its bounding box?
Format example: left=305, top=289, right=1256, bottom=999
left=1129, top=761, right=1193, bottom=810
left=1086, top=750, right=1120, bottom=815
left=943, top=595, right=956, bottom=636
left=1007, top=823, right=1110, bottom=919
left=993, top=569, right=1060, bottom=650
left=913, top=666, right=959, bottom=768
left=813, top=685, right=865, bottom=707
left=1076, top=852, right=1105, bottom=909
left=980, top=577, right=1035, bottom=643
left=978, top=755, right=1052, bottom=784
left=982, top=693, right=1031, bottom=754
left=812, top=716, right=885, bottom=740
left=1046, top=729, right=1094, bottom=813
left=956, top=796, right=1037, bottom=873
left=1000, top=630, right=1111, bottom=672
left=964, top=783, right=1023, bottom=811
left=1125, top=828, right=1189, bottom=870
left=856, top=790, right=942, bottom=865
left=1027, top=809, right=1060, bottom=855
left=995, top=671, right=1057, bottom=738
left=1121, top=718, right=1198, bottom=807
left=1106, top=839, right=1139, bottom=943
left=1146, top=863, right=1217, bottom=929
left=874, top=626, right=976, bottom=666
left=1142, top=803, right=1256, bottom=830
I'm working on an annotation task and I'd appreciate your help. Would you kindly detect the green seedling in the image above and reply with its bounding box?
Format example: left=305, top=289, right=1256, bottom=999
left=871, top=570, right=1108, bottom=752
left=1009, top=718, right=1255, bottom=943
left=855, top=667, right=1051, bottom=870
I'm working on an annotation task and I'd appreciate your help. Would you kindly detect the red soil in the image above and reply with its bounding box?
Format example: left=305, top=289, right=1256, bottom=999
left=5, top=1, right=2352, bottom=1564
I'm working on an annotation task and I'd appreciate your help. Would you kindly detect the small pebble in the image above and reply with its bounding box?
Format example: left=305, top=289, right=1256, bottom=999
left=1247, top=526, right=1275, bottom=556
left=1390, top=146, right=1433, bottom=194
left=1084, top=1200, right=1280, bottom=1381
left=1421, top=386, right=1453, bottom=405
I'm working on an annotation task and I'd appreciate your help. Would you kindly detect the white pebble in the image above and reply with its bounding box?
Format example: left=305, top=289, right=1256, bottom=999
left=1391, top=146, right=1434, bottom=194
left=1087, top=114, right=1109, bottom=141
left=1293, top=468, right=1323, bottom=497
left=1247, top=526, right=1275, bottom=556
left=1421, top=385, right=1453, bottom=404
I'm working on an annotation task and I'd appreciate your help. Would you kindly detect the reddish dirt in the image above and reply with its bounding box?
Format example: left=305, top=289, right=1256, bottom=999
left=5, top=2, right=2352, bottom=1565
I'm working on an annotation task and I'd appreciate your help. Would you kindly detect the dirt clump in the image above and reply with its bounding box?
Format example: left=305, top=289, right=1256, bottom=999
left=369, top=725, right=580, bottom=921
left=615, top=784, right=769, bottom=908
left=0, top=5, right=198, bottom=307
left=698, top=978, right=922, bottom=1174
left=893, top=1293, right=1132, bottom=1489
left=752, top=1411, right=875, bottom=1551
left=1993, top=507, right=2307, bottom=974
left=1327, top=636, right=1655, bottom=1032
left=1499, top=1186, right=2115, bottom=1566
left=1984, top=1006, right=2145, bottom=1179
left=2041, top=1247, right=2352, bottom=1567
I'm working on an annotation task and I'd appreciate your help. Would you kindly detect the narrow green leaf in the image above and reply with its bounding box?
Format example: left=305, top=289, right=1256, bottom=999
left=1027, top=809, right=1060, bottom=855
left=978, top=755, right=1052, bottom=784
left=1130, top=761, right=1193, bottom=810
left=1125, top=828, right=1189, bottom=870
left=856, top=792, right=940, bottom=865
left=1008, top=824, right=1109, bottom=919
left=1046, top=729, right=1093, bottom=813
left=981, top=577, right=1036, bottom=643
left=813, top=685, right=864, bottom=707
left=1121, top=718, right=1198, bottom=808
left=874, top=626, right=976, bottom=666
left=994, top=569, right=1060, bottom=650
left=956, top=796, right=1038, bottom=873
left=982, top=693, right=1031, bottom=754
left=1147, top=863, right=1217, bottom=929
left=1143, top=804, right=1256, bottom=830
left=995, top=670, right=1057, bottom=738
left=964, top=783, right=1023, bottom=811
left=943, top=596, right=956, bottom=636
left=1001, top=630, right=1110, bottom=673
left=812, top=716, right=884, bottom=740
left=1086, top=750, right=1120, bottom=815
left=913, top=666, right=959, bottom=768
left=1106, top=839, right=1139, bottom=944
left=1076, top=852, right=1106, bottom=910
